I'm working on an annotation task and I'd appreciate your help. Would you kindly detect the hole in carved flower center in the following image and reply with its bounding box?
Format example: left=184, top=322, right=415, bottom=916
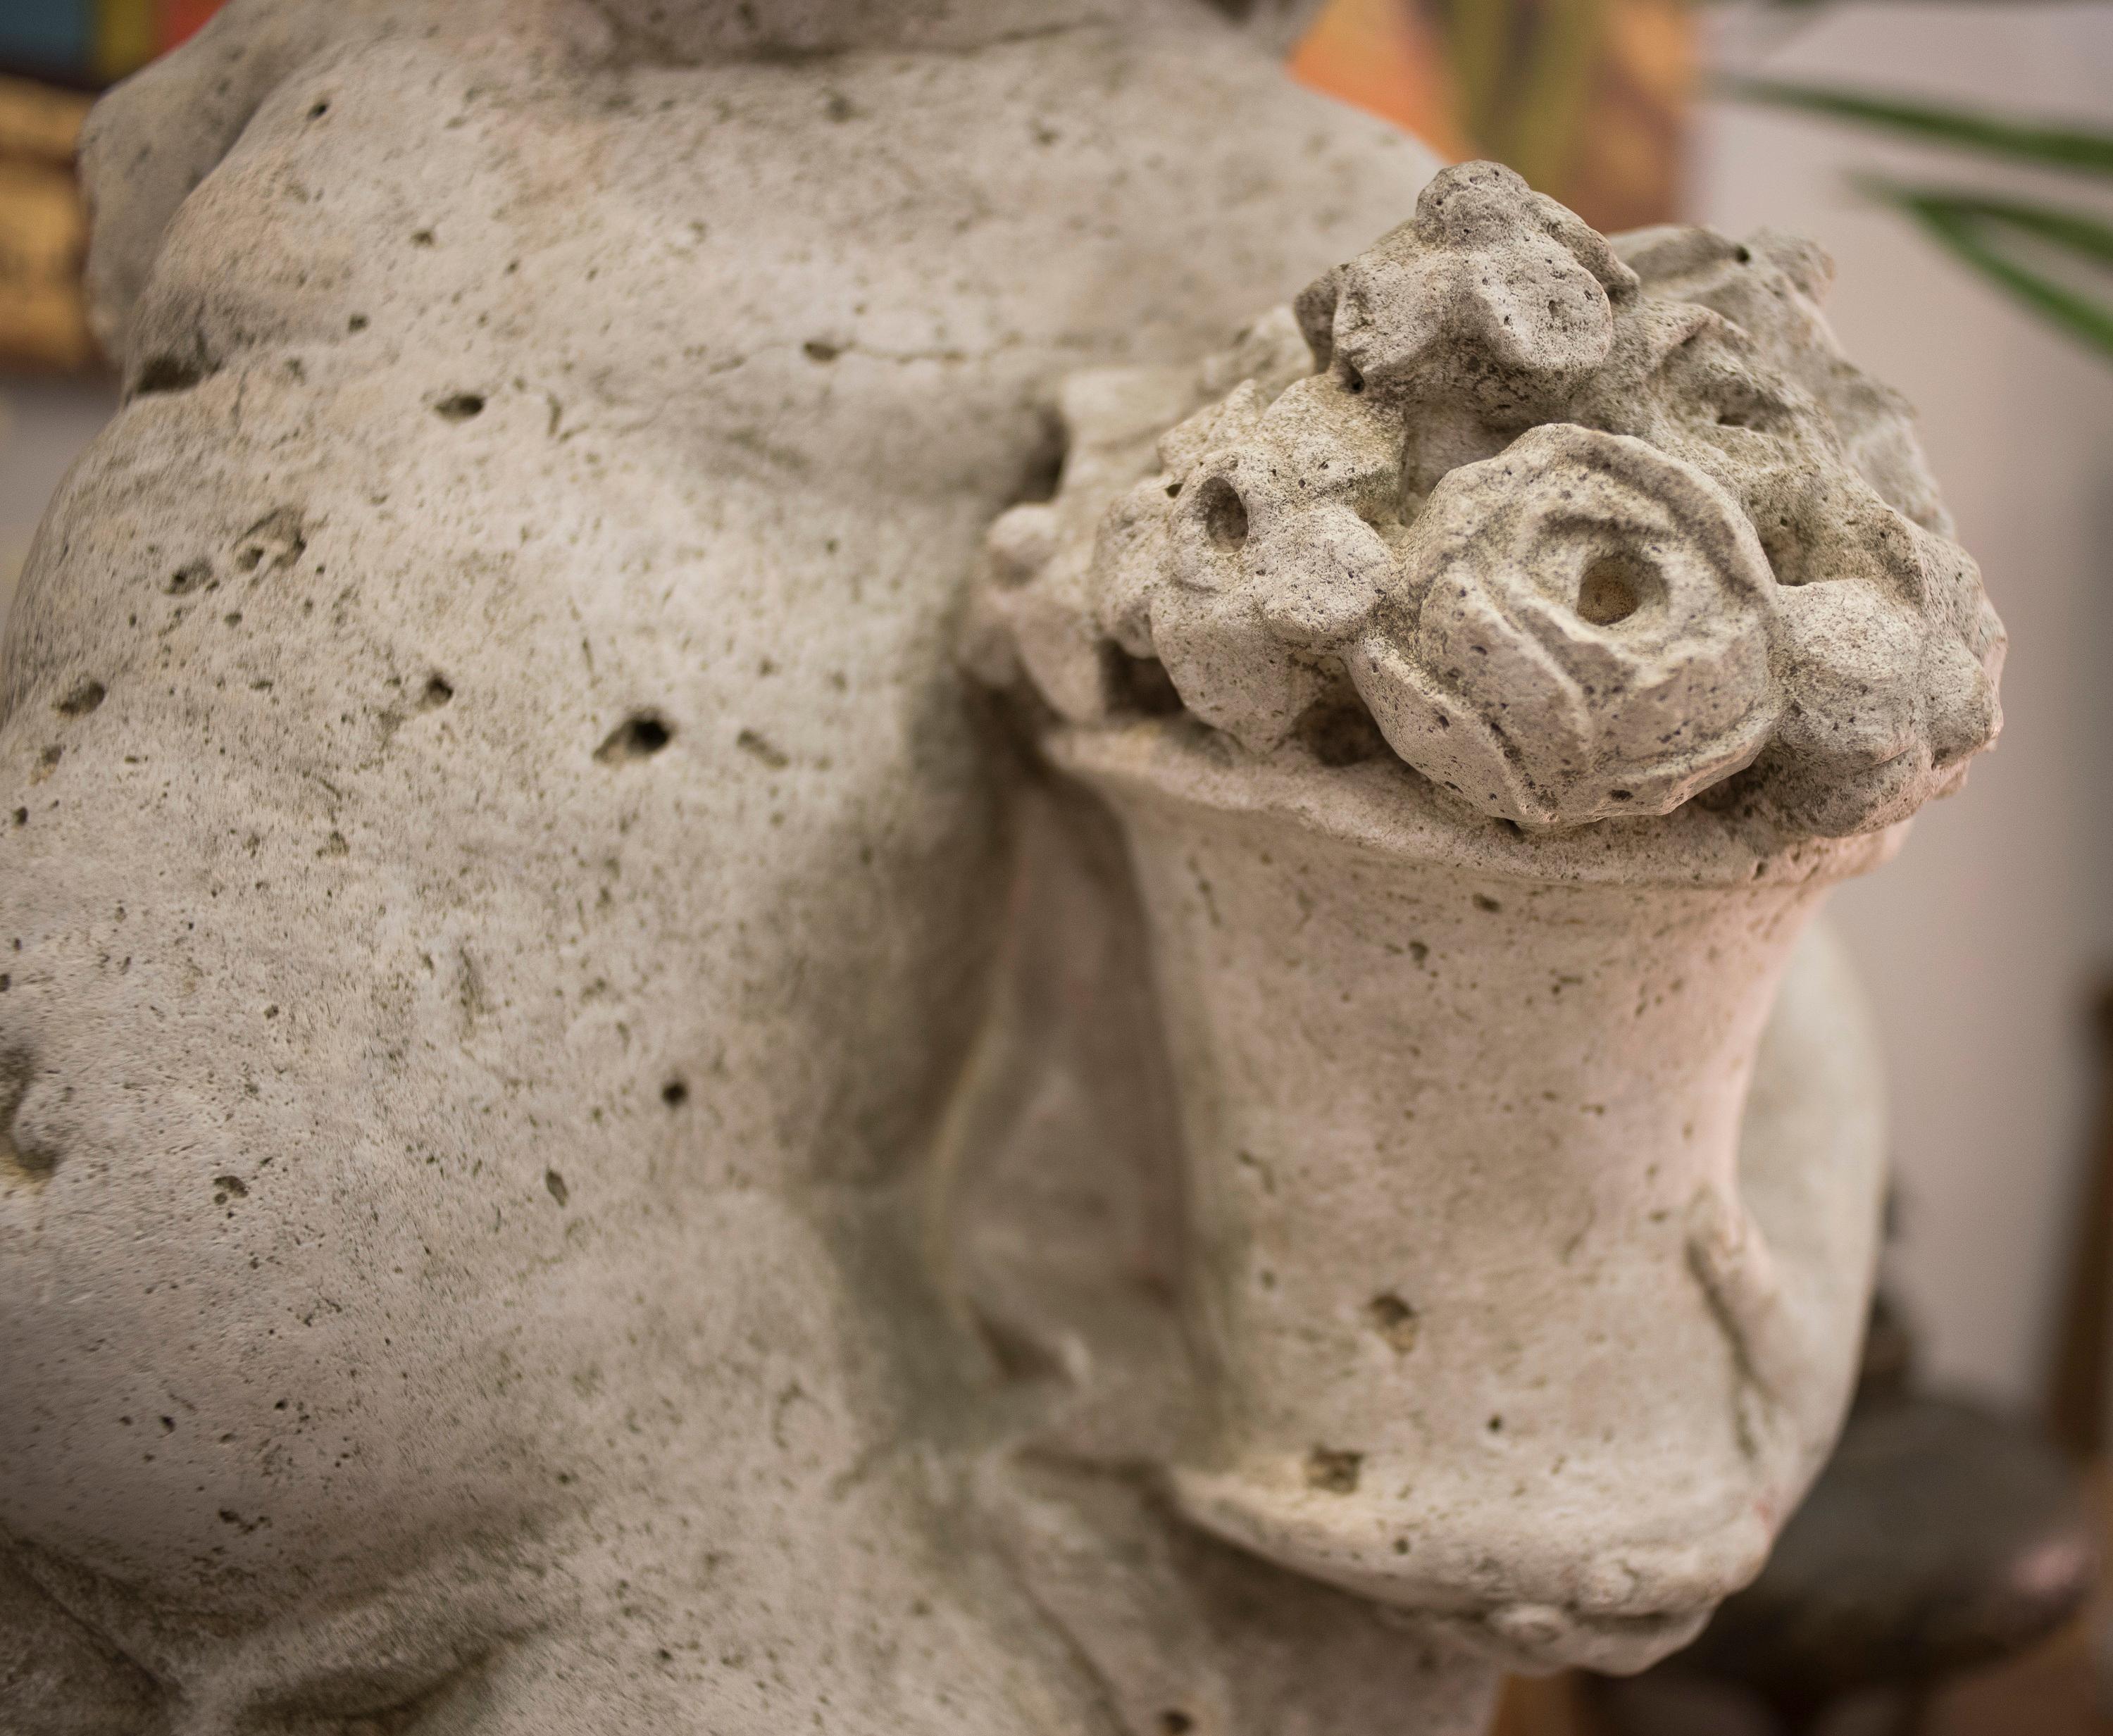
left=1577, top=556, right=1645, bottom=627
left=1197, top=477, right=1248, bottom=550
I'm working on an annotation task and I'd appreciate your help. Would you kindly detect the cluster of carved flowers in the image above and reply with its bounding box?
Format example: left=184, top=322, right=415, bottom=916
left=965, top=163, right=2005, bottom=837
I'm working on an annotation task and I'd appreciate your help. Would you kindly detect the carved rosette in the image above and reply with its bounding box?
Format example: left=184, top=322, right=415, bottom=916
left=967, top=161, right=2004, bottom=840
left=1351, top=425, right=1778, bottom=825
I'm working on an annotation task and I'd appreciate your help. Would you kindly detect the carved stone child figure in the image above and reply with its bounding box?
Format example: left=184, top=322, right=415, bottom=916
left=0, top=4, right=1999, bottom=1733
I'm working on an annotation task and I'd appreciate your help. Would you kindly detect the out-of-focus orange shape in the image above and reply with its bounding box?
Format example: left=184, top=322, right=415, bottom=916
left=1290, top=0, right=1471, bottom=162
left=1567, top=0, right=1691, bottom=232
left=158, top=0, right=225, bottom=51
left=1290, top=0, right=1689, bottom=231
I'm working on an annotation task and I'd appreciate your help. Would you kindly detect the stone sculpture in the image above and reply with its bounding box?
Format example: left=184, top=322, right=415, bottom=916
left=0, top=4, right=2001, bottom=1734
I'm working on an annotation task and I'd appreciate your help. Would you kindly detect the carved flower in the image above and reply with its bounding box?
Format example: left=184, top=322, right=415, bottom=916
left=1752, top=507, right=2005, bottom=835
left=1350, top=425, right=1779, bottom=827
left=964, top=163, right=2006, bottom=842
left=1297, top=160, right=1638, bottom=423
left=1096, top=372, right=1402, bottom=752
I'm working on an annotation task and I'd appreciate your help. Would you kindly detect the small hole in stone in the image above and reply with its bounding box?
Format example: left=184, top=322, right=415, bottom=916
left=1341, top=360, right=1366, bottom=394
left=1487, top=1414, right=1504, bottom=1433
left=803, top=339, right=841, bottom=363
left=1197, top=477, right=1248, bottom=549
left=1473, top=894, right=1502, bottom=913
left=308, top=101, right=330, bottom=120
left=54, top=680, right=106, bottom=718
left=1611, top=789, right=1633, bottom=802
left=661, top=1079, right=689, bottom=1109
left=134, top=353, right=211, bottom=396
left=1305, top=1447, right=1364, bottom=1494
left=348, top=314, right=369, bottom=332
left=1165, top=480, right=1182, bottom=498
left=971, top=1306, right=1066, bottom=1384
left=1295, top=689, right=1387, bottom=768
left=167, top=561, right=211, bottom=597
left=1735, top=244, right=1753, bottom=264
left=1367, top=1293, right=1419, bottom=1352
left=420, top=675, right=455, bottom=710
left=1099, top=650, right=1183, bottom=722
left=1, top=1066, right=52, bottom=1176
left=1105, top=650, right=1183, bottom=718
left=1006, top=413, right=1066, bottom=507
left=411, top=228, right=436, bottom=247
left=1160, top=1715, right=1195, bottom=1735
left=1577, top=557, right=1643, bottom=627
left=545, top=1168, right=569, bottom=1206
left=434, top=393, right=485, bottom=423
left=595, top=713, right=673, bottom=763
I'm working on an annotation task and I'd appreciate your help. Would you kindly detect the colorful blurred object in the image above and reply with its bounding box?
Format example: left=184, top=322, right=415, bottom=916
left=0, top=0, right=222, bottom=86
left=0, top=0, right=226, bottom=371
left=0, top=70, right=94, bottom=368
left=1292, top=0, right=1694, bottom=232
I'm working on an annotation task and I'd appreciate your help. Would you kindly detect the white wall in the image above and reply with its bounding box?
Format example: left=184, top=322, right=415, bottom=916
left=1698, top=1, right=2113, bottom=1404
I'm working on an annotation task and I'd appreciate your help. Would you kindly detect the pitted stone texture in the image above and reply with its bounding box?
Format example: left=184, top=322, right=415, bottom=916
left=964, top=158, right=1990, bottom=1675
left=1, top=4, right=1513, bottom=1733
left=974, top=162, right=2005, bottom=835
left=1353, top=425, right=1778, bottom=823
left=1, top=7, right=1942, bottom=1734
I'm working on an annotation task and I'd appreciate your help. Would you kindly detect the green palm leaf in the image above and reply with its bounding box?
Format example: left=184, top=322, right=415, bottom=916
left=1856, top=180, right=2113, bottom=359
left=1724, top=78, right=2113, bottom=177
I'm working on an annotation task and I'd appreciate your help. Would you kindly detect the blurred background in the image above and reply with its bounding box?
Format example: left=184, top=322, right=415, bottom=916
left=1, top=0, right=2109, bottom=1729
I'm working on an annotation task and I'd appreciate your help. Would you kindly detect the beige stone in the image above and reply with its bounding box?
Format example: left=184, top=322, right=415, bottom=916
left=968, top=158, right=2002, bottom=1691
left=0, top=11, right=1998, bottom=1736
left=974, top=164, right=2003, bottom=837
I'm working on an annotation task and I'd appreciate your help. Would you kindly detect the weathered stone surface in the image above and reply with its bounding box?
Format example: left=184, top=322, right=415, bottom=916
left=968, top=161, right=2002, bottom=1693
left=973, top=163, right=2004, bottom=835
left=0, top=8, right=1996, bottom=1735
